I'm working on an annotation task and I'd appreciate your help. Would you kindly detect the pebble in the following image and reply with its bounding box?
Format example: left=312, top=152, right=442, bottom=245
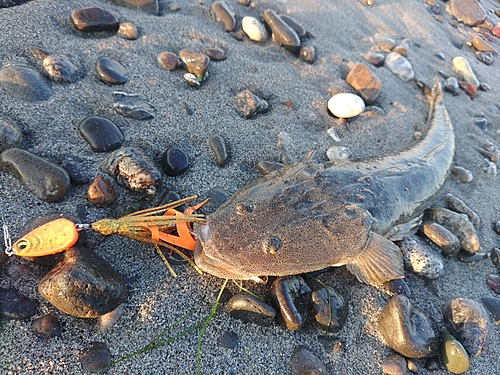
left=290, top=346, right=332, bottom=375
left=459, top=81, right=477, bottom=99
left=218, top=330, right=239, bottom=350
left=480, top=296, right=500, bottom=323
left=425, top=357, right=440, bottom=370
left=326, top=146, right=352, bottom=162
left=159, top=190, right=186, bottom=212
left=110, top=0, right=158, bottom=15
left=280, top=15, right=306, bottom=40
left=262, top=9, right=301, bottom=53
left=444, top=77, right=460, bottom=95
left=421, top=222, right=460, bottom=255
left=209, top=135, right=229, bottom=166
left=0, top=148, right=70, bottom=202
left=400, top=235, right=444, bottom=279
left=204, top=47, right=226, bottom=61
left=257, top=161, right=285, bottom=175
left=28, top=47, right=83, bottom=83
left=452, top=56, right=479, bottom=87
left=204, top=188, right=230, bottom=212
left=78, top=116, right=123, bottom=152
left=457, top=250, right=487, bottom=262
left=87, top=176, right=116, bottom=207
left=113, top=91, right=155, bottom=120
left=424, top=207, right=479, bottom=253
left=491, top=248, right=500, bottom=269
left=32, top=315, right=62, bottom=338
left=38, top=246, right=125, bottom=318
left=157, top=52, right=179, bottom=71
left=486, top=274, right=500, bottom=294
left=443, top=297, right=489, bottom=356
left=70, top=7, right=119, bottom=33
left=242, top=16, right=269, bottom=42
left=327, top=93, right=365, bottom=118
left=0, top=116, right=22, bottom=152
left=226, top=293, right=276, bottom=326
left=362, top=52, right=385, bottom=67
left=79, top=342, right=112, bottom=374
left=0, top=62, right=52, bottom=101
left=311, top=286, right=348, bottom=332
left=479, top=83, right=491, bottom=92
left=474, top=118, right=488, bottom=130
left=435, top=51, right=446, bottom=61
left=445, top=0, right=486, bottom=26
left=385, top=279, right=411, bottom=296
left=384, top=52, right=415, bottom=81
left=61, top=155, right=91, bottom=185
left=100, top=147, right=162, bottom=194
left=376, top=37, right=396, bottom=52
left=0, top=287, right=39, bottom=319
left=475, top=51, right=494, bottom=65
left=452, top=166, right=473, bottom=182
left=212, top=1, right=236, bottom=31
left=117, top=22, right=138, bottom=39
left=406, top=358, right=418, bottom=373
left=299, top=46, right=317, bottom=63
left=234, top=90, right=269, bottom=119
left=378, top=294, right=436, bottom=358
left=471, top=35, right=498, bottom=55
left=440, top=332, right=470, bottom=374
left=96, top=57, right=128, bottom=85
left=346, top=63, right=381, bottom=104
left=269, top=275, right=311, bottom=330
left=178, top=49, right=210, bottom=80
left=444, top=193, right=480, bottom=227
left=161, top=147, right=189, bottom=176
left=183, top=73, right=200, bottom=87
left=382, top=353, right=408, bottom=375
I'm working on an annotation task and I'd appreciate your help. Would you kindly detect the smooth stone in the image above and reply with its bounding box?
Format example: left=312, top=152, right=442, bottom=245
left=406, top=358, right=418, bottom=373
left=459, top=81, right=476, bottom=99
left=491, top=248, right=500, bottom=269
left=79, top=342, right=112, bottom=374
left=385, top=52, right=414, bottom=81
left=32, top=315, right=62, bottom=338
left=234, top=90, right=269, bottom=119
left=113, top=91, right=155, bottom=120
left=178, top=49, right=210, bottom=80
left=424, top=207, right=479, bottom=253
left=486, top=275, right=500, bottom=294
left=40, top=53, right=82, bottom=83
left=445, top=0, right=486, bottom=26
left=204, top=187, right=230, bottom=212
left=479, top=83, right=491, bottom=92
left=378, top=294, right=437, bottom=358
left=452, top=56, right=479, bottom=87
left=436, top=51, right=446, bottom=61
left=204, top=47, right=226, bottom=61
left=299, top=46, right=317, bottom=63
left=262, top=9, right=301, bottom=53
left=218, top=330, right=239, bottom=350
left=227, top=293, right=276, bottom=326
left=480, top=296, right=500, bottom=323
left=471, top=35, right=499, bottom=55
left=61, top=155, right=91, bottom=185
left=159, top=190, right=186, bottom=212
left=457, top=250, right=487, bottom=262
left=209, top=135, right=228, bottom=166
left=39, top=246, right=125, bottom=318
left=443, top=297, right=489, bottom=356
left=425, top=357, right=440, bottom=370
left=382, top=353, right=408, bottom=375
left=212, top=1, right=236, bottom=31
left=280, top=15, right=306, bottom=40
left=444, top=193, right=480, bottom=227
left=362, top=52, right=385, bottom=67
left=385, top=279, right=411, bottom=297
left=0, top=148, right=70, bottom=202
left=444, top=77, right=460, bottom=95
left=100, top=147, right=161, bottom=194
left=87, top=176, right=116, bottom=207
left=242, top=16, right=269, bottom=42
left=326, top=146, right=352, bottom=162
left=117, top=22, right=138, bottom=39
left=78, top=116, right=123, bottom=152
left=392, top=45, right=407, bottom=56
left=475, top=51, right=494, bottom=65
left=96, top=57, right=128, bottom=85
left=421, top=222, right=460, bottom=256
left=70, top=7, right=119, bottom=32
left=291, top=346, right=332, bottom=375
left=269, top=275, right=311, bottom=331
left=109, top=0, right=158, bottom=15
left=257, top=161, right=285, bottom=175
left=157, top=52, right=179, bottom=71
left=183, top=73, right=200, bottom=87
left=473, top=118, right=488, bottom=131
left=441, top=332, right=470, bottom=374
left=311, top=286, right=348, bottom=332
left=376, top=37, right=396, bottom=52
left=327, top=93, right=365, bottom=118
left=346, top=62, right=381, bottom=104
left=0, top=116, right=22, bottom=152
left=0, top=287, right=39, bottom=319
left=161, top=147, right=189, bottom=176
left=452, top=166, right=473, bottom=183
left=0, top=63, right=52, bottom=101
left=400, top=235, right=444, bottom=279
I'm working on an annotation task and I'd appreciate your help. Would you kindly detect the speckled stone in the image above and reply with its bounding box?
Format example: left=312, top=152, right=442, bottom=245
left=0, top=287, right=39, bottom=319
left=161, top=147, right=189, bottom=176
left=291, top=346, right=332, bottom=375
left=270, top=275, right=311, bottom=330
left=0, top=116, right=22, bottom=152
left=79, top=342, right=112, bottom=374
left=0, top=148, right=70, bottom=202
left=157, top=52, right=179, bottom=71
left=96, top=57, right=128, bottom=85
left=235, top=90, right=269, bottom=119
left=212, top=1, right=236, bottom=31
left=385, top=52, right=414, bottom=81
left=117, top=22, right=138, bottom=39
left=113, top=91, right=155, bottom=120
left=78, top=116, right=123, bottom=152
left=0, top=62, right=52, bottom=101
left=227, top=293, right=276, bottom=326
left=400, top=236, right=444, bottom=279
left=262, top=9, right=301, bottom=53
left=109, top=0, right=158, bottom=15
left=32, top=315, right=62, bottom=338
left=70, top=7, right=119, bottom=32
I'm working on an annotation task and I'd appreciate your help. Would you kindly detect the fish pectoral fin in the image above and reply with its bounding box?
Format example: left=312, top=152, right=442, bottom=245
left=346, top=232, right=404, bottom=287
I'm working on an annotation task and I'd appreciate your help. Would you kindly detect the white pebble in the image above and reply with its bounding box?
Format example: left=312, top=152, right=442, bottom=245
left=385, top=52, right=414, bottom=81
left=400, top=236, right=444, bottom=279
left=242, top=16, right=269, bottom=42
left=326, top=146, right=351, bottom=161
left=326, top=126, right=341, bottom=142
left=327, top=93, right=365, bottom=118
left=452, top=56, right=479, bottom=87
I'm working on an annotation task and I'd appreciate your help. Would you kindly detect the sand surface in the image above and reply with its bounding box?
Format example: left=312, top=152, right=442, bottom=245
left=1, top=0, right=500, bottom=374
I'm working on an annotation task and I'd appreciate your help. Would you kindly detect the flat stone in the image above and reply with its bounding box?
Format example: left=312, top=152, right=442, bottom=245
left=209, top=135, right=229, bottom=166
left=32, top=315, right=62, bottom=338
left=96, top=57, right=128, bottom=85
left=291, top=346, right=332, bottom=375
left=0, top=116, right=22, bottom=152
left=108, top=0, right=158, bottom=15
left=445, top=0, right=486, bottom=26
left=0, top=62, right=52, bottom=101
left=0, top=148, right=70, bottom=202
left=227, top=293, right=276, bottom=326
left=280, top=15, right=306, bottom=40
left=0, top=287, right=39, bottom=319
left=204, top=47, right=226, bottom=61
left=212, top=1, right=236, bottom=31
left=70, top=7, right=119, bottom=32
left=444, top=193, right=480, bottom=228
left=61, top=155, right=91, bottom=185
left=78, top=116, right=123, bottom=152
left=346, top=63, right=381, bottom=104
left=218, top=330, right=239, bottom=350
left=262, top=9, right=301, bottom=53
left=376, top=37, right=396, bottom=52
left=79, top=342, right=112, bottom=374
left=157, top=52, right=179, bottom=71
left=113, top=91, right=155, bottom=120
left=178, top=50, right=210, bottom=80
left=385, top=52, right=414, bottom=81
left=362, top=52, right=385, bottom=67
left=40, top=53, right=82, bottom=83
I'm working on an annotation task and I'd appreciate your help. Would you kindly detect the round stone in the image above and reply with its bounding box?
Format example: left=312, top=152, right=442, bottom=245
left=204, top=47, right=226, bottom=61
left=440, top=332, right=470, bottom=374
left=32, top=315, right=62, bottom=338
left=242, top=16, right=269, bottom=42
left=157, top=52, right=178, bottom=71
left=70, top=7, right=119, bottom=33
left=161, top=147, right=189, bottom=176
left=78, top=116, right=123, bottom=152
left=96, top=57, right=128, bottom=85
left=291, top=346, right=332, bottom=375
left=327, top=93, right=365, bottom=118
left=0, top=287, right=39, bottom=319
left=382, top=353, right=407, bottom=375
left=0, top=62, right=52, bottom=101
left=79, top=342, right=112, bottom=373
left=385, top=52, right=415, bottom=81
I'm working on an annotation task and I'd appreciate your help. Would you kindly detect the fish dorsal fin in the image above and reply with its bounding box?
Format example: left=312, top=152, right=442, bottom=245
left=346, top=232, right=404, bottom=286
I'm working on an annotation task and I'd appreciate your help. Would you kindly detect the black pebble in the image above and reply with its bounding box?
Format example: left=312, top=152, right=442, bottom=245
left=490, top=248, right=500, bottom=269
left=0, top=287, right=39, bottom=319
left=474, top=118, right=488, bottom=131
left=79, top=342, right=112, bottom=374
left=204, top=188, right=230, bottom=212
left=32, top=315, right=62, bottom=338
left=218, top=330, right=239, bottom=350
left=290, top=346, right=332, bottom=375
left=480, top=296, right=500, bottom=323
left=61, top=155, right=91, bottom=185
left=70, top=7, right=119, bottom=33
left=161, top=147, right=189, bottom=176
left=209, top=135, right=228, bottom=166
left=311, top=286, right=347, bottom=332
left=96, top=57, right=128, bottom=85
left=78, top=116, right=123, bottom=152
left=227, top=293, right=276, bottom=326
left=385, top=279, right=411, bottom=296
left=160, top=190, right=186, bottom=212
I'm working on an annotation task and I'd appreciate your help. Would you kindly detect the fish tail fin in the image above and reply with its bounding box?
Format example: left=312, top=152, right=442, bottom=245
left=346, top=232, right=404, bottom=286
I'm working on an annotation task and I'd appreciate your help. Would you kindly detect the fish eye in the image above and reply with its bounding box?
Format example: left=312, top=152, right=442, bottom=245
left=235, top=203, right=254, bottom=216
left=262, top=236, right=282, bottom=254
left=15, top=239, right=29, bottom=250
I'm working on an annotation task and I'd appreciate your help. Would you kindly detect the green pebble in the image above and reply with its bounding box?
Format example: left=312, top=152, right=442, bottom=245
left=440, top=332, right=470, bottom=374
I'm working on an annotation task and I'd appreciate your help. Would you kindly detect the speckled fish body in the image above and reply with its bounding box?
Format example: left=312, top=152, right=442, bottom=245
left=194, top=79, right=454, bottom=285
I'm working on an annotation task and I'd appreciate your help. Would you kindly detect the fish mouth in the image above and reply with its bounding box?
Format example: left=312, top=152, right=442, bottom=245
left=193, top=223, right=265, bottom=283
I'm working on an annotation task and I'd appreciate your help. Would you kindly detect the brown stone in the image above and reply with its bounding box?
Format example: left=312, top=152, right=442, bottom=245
left=178, top=50, right=210, bottom=79
left=157, top=52, right=178, bottom=71
left=445, top=0, right=486, bottom=26
left=346, top=63, right=381, bottom=104
left=88, top=176, right=116, bottom=206
left=459, top=81, right=477, bottom=99
left=471, top=35, right=499, bottom=55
